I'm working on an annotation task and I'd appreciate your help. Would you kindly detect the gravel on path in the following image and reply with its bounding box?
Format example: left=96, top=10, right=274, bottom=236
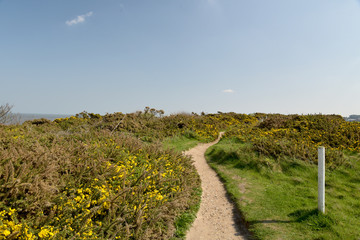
left=185, top=133, right=250, bottom=240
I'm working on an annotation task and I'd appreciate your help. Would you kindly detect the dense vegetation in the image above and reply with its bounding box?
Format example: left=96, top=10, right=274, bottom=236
left=225, top=113, right=360, bottom=167
left=0, top=109, right=222, bottom=240
left=1, top=110, right=360, bottom=239
left=206, top=114, right=360, bottom=239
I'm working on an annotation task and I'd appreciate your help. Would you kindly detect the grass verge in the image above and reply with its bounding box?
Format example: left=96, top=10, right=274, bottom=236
left=162, top=135, right=202, bottom=239
left=162, top=135, right=199, bottom=152
left=170, top=187, right=202, bottom=239
left=205, top=137, right=360, bottom=240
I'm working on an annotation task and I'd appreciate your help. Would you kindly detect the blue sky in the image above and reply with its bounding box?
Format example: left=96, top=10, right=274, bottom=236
left=1, top=0, right=360, bottom=116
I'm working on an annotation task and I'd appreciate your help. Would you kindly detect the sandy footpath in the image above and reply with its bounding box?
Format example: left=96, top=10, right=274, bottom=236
left=185, top=133, right=249, bottom=240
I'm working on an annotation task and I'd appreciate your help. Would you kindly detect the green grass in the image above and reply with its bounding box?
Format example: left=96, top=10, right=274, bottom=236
left=162, top=135, right=202, bottom=239
left=163, top=134, right=200, bottom=152
left=171, top=187, right=202, bottom=239
left=205, top=137, right=360, bottom=240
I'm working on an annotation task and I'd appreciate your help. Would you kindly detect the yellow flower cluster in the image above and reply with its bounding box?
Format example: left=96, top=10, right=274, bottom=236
left=188, top=118, right=219, bottom=141
left=54, top=116, right=86, bottom=123
left=225, top=114, right=360, bottom=166
left=3, top=135, right=188, bottom=239
left=0, top=209, right=35, bottom=240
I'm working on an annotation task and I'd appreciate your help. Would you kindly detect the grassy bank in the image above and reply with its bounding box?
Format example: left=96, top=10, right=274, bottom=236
left=162, top=134, right=199, bottom=153
left=206, top=137, right=360, bottom=240
left=171, top=187, right=202, bottom=240
left=162, top=133, right=201, bottom=239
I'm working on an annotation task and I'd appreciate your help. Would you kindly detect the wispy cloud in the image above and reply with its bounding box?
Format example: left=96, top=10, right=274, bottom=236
left=222, top=89, right=234, bottom=93
left=66, top=12, right=93, bottom=26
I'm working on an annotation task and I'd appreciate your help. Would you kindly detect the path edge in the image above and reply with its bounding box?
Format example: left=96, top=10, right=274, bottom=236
left=185, top=132, right=254, bottom=240
left=204, top=134, right=255, bottom=240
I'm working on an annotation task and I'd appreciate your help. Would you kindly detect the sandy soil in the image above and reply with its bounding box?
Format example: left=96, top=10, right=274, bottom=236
left=185, top=133, right=250, bottom=240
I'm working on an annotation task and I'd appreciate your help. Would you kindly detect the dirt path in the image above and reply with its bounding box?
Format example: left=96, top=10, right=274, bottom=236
left=185, top=133, right=249, bottom=240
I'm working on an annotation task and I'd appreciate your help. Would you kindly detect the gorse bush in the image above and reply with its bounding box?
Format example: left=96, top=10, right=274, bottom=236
left=1, top=109, right=360, bottom=239
left=54, top=109, right=220, bottom=143
left=225, top=114, right=360, bottom=168
left=0, top=116, right=201, bottom=239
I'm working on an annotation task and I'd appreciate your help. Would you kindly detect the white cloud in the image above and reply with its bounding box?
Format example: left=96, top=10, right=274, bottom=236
left=222, top=89, right=234, bottom=93
left=66, top=12, right=93, bottom=26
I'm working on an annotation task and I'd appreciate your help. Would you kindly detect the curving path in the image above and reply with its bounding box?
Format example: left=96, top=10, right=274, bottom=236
left=185, top=133, right=250, bottom=240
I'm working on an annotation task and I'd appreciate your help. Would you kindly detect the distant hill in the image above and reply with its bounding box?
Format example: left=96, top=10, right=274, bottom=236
left=345, top=115, right=360, bottom=122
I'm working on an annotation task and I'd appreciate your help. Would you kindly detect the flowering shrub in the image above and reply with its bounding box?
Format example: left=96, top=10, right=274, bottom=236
left=52, top=109, right=221, bottom=143
left=4, top=109, right=357, bottom=239
left=226, top=114, right=360, bottom=168
left=0, top=121, right=200, bottom=239
left=50, top=111, right=358, bottom=168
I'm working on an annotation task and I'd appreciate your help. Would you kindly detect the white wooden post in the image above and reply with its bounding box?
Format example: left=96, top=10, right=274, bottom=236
left=318, top=147, right=325, bottom=214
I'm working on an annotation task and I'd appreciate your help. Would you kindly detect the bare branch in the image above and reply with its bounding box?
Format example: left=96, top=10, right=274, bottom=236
left=0, top=103, right=18, bottom=124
